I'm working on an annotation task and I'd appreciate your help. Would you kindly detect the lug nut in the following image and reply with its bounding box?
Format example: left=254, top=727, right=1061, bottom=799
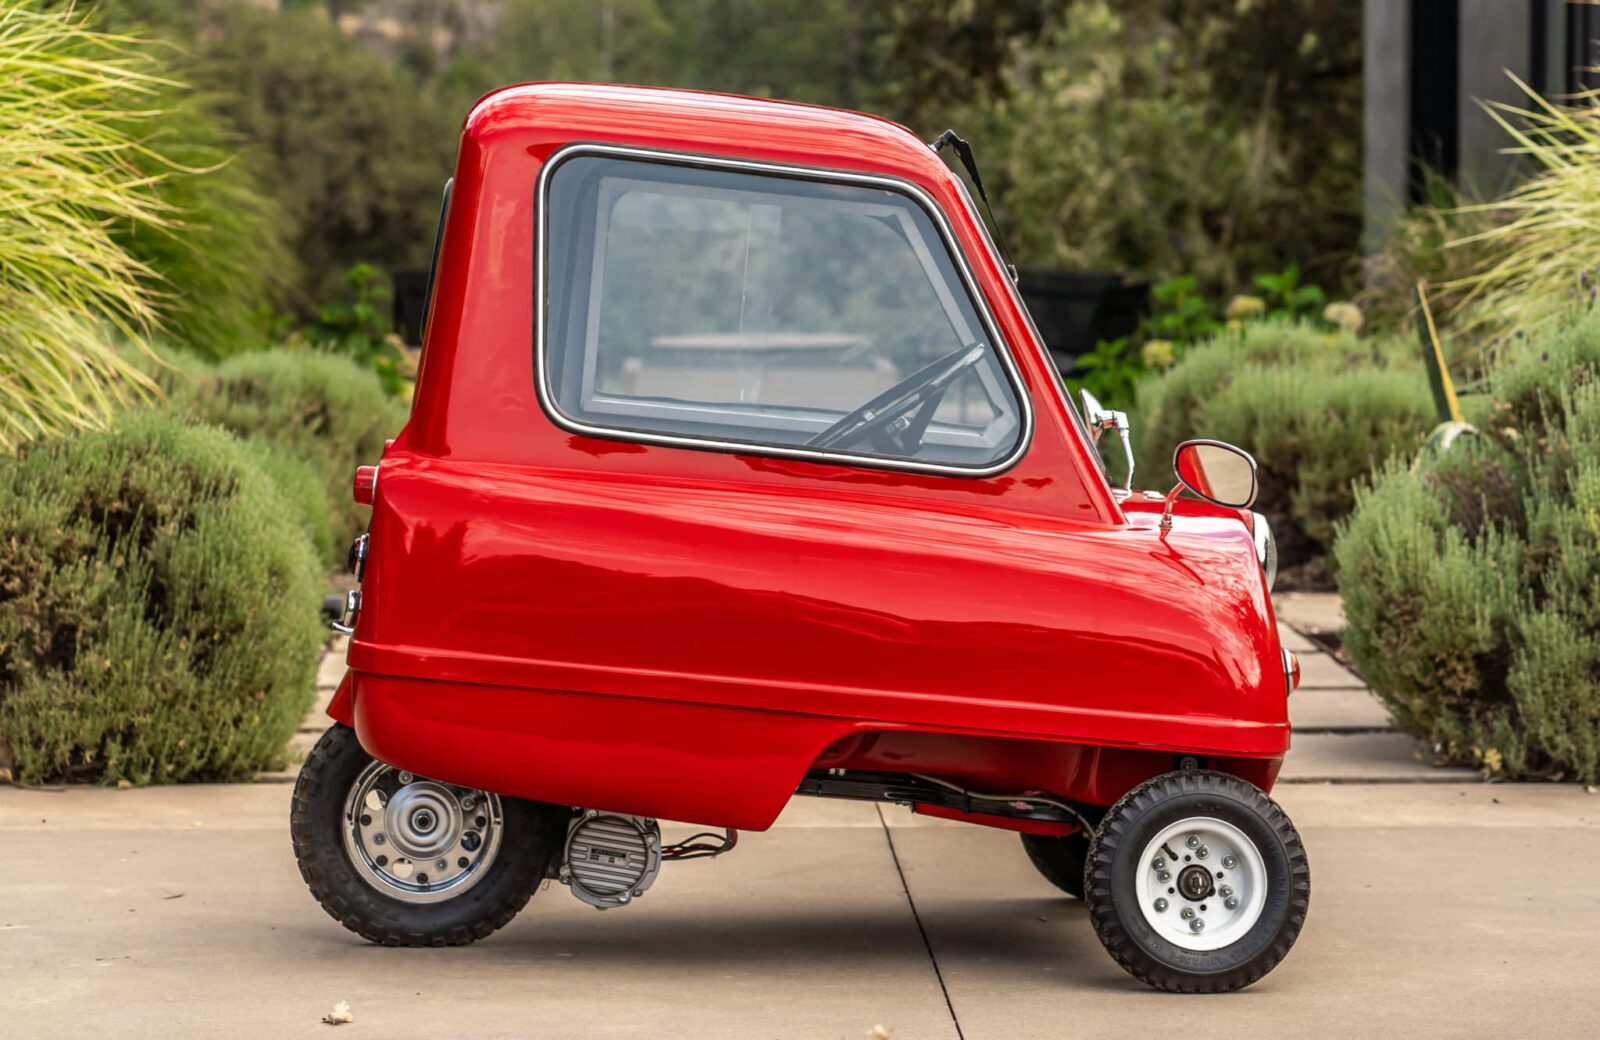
left=460, top=796, right=476, bottom=812
left=1222, top=855, right=1237, bottom=869
left=1225, top=896, right=1239, bottom=910
left=1186, top=835, right=1200, bottom=849
left=1154, top=898, right=1168, bottom=912
left=435, top=859, right=448, bottom=871
left=1152, top=857, right=1166, bottom=871
left=1180, top=907, right=1195, bottom=920
left=1196, top=846, right=1209, bottom=859
left=1220, top=884, right=1234, bottom=897
left=398, top=771, right=414, bottom=785
left=1190, top=918, right=1205, bottom=933
left=373, top=833, right=386, bottom=845
left=1158, top=870, right=1172, bottom=883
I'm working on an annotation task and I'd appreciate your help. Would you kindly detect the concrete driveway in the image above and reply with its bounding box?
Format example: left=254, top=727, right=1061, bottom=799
left=2, top=781, right=1596, bottom=1039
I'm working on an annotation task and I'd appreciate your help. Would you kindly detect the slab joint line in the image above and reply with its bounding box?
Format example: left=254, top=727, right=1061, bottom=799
left=876, top=804, right=964, bottom=1040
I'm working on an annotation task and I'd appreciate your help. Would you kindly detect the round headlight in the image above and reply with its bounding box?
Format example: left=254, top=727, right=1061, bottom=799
left=1251, top=510, right=1278, bottom=591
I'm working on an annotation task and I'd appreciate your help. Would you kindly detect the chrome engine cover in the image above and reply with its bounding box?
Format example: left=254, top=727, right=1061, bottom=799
left=559, top=811, right=662, bottom=910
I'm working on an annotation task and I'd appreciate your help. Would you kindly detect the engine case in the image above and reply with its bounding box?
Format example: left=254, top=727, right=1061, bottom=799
left=558, top=811, right=662, bottom=910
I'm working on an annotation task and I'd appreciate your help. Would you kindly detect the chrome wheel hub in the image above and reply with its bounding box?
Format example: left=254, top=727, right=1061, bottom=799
left=342, top=760, right=504, bottom=904
left=1135, top=816, right=1266, bottom=952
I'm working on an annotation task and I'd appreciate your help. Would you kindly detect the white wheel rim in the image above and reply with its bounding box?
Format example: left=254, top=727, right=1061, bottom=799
left=1134, top=816, right=1267, bottom=952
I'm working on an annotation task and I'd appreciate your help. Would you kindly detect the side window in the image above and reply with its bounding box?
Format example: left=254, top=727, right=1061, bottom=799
left=541, top=151, right=1027, bottom=472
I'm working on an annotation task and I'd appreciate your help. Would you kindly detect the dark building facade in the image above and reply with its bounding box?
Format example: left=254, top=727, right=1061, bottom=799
left=1365, top=0, right=1600, bottom=244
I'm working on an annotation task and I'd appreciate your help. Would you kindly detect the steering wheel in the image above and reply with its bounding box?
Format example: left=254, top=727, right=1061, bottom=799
left=807, top=344, right=987, bottom=455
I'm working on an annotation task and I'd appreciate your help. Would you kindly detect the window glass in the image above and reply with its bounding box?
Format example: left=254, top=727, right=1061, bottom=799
left=542, top=152, right=1025, bottom=470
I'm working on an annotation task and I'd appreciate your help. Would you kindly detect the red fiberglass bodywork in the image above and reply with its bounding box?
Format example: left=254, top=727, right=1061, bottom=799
left=331, top=83, right=1289, bottom=832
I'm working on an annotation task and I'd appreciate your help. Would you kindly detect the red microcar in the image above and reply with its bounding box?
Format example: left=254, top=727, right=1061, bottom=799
left=292, top=83, right=1309, bottom=993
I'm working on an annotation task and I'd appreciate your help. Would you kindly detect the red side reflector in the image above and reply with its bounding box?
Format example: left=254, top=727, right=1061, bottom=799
left=353, top=465, right=378, bottom=505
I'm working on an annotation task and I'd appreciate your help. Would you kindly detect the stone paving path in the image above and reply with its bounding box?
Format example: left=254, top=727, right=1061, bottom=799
left=278, top=596, right=1478, bottom=785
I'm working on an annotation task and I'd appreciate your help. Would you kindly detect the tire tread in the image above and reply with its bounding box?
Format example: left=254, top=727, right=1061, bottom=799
left=1084, top=770, right=1310, bottom=993
left=289, top=724, right=562, bottom=947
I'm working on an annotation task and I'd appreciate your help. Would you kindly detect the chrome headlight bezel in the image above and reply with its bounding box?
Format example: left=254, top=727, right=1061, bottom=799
left=1251, top=510, right=1278, bottom=591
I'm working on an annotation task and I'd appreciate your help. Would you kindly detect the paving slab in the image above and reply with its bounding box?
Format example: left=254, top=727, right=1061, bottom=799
left=0, top=788, right=953, bottom=1040
left=314, top=636, right=347, bottom=693
left=1282, top=732, right=1479, bottom=783
left=1295, top=650, right=1368, bottom=690
left=1272, top=590, right=1345, bottom=635
left=1289, top=686, right=1393, bottom=732
left=884, top=783, right=1600, bottom=1040
left=1275, top=621, right=1316, bottom=652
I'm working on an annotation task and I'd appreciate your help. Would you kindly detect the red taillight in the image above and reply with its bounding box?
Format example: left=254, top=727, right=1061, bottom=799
left=353, top=465, right=378, bottom=505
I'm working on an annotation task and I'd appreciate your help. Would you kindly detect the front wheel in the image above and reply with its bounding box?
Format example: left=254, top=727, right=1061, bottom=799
left=290, top=724, right=567, bottom=946
left=1084, top=770, right=1310, bottom=992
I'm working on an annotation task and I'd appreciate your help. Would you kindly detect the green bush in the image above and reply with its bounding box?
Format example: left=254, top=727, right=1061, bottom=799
left=0, top=412, right=322, bottom=785
left=1335, top=307, right=1600, bottom=781
left=181, top=350, right=408, bottom=564
left=1132, top=321, right=1434, bottom=584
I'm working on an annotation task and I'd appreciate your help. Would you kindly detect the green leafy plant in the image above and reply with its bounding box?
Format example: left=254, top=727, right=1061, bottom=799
left=0, top=412, right=322, bottom=785
left=1145, top=275, right=1224, bottom=345
left=298, top=264, right=409, bottom=396
left=1252, top=264, right=1326, bottom=319
left=1071, top=337, right=1143, bottom=408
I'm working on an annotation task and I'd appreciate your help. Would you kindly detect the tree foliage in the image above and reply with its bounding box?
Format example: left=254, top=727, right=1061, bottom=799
left=952, top=0, right=1361, bottom=292
left=193, top=5, right=458, bottom=304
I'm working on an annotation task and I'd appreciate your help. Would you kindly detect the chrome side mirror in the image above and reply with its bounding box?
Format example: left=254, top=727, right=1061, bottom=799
left=1161, top=439, right=1258, bottom=529
left=1079, top=388, right=1134, bottom=493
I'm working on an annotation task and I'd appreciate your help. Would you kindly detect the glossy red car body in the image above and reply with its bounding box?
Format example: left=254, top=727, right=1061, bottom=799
left=330, top=82, right=1289, bottom=835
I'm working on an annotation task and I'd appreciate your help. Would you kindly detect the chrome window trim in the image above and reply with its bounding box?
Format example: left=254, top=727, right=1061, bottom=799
left=534, top=142, right=1035, bottom=478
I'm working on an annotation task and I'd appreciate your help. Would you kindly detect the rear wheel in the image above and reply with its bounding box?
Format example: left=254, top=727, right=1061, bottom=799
left=1084, top=770, right=1309, bottom=992
left=290, top=724, right=567, bottom=946
left=1020, top=830, right=1090, bottom=899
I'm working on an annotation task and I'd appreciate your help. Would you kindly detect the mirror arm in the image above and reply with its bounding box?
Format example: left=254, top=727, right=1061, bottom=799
left=1078, top=389, right=1134, bottom=493
left=1159, top=482, right=1184, bottom=532
left=1112, top=415, right=1134, bottom=494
